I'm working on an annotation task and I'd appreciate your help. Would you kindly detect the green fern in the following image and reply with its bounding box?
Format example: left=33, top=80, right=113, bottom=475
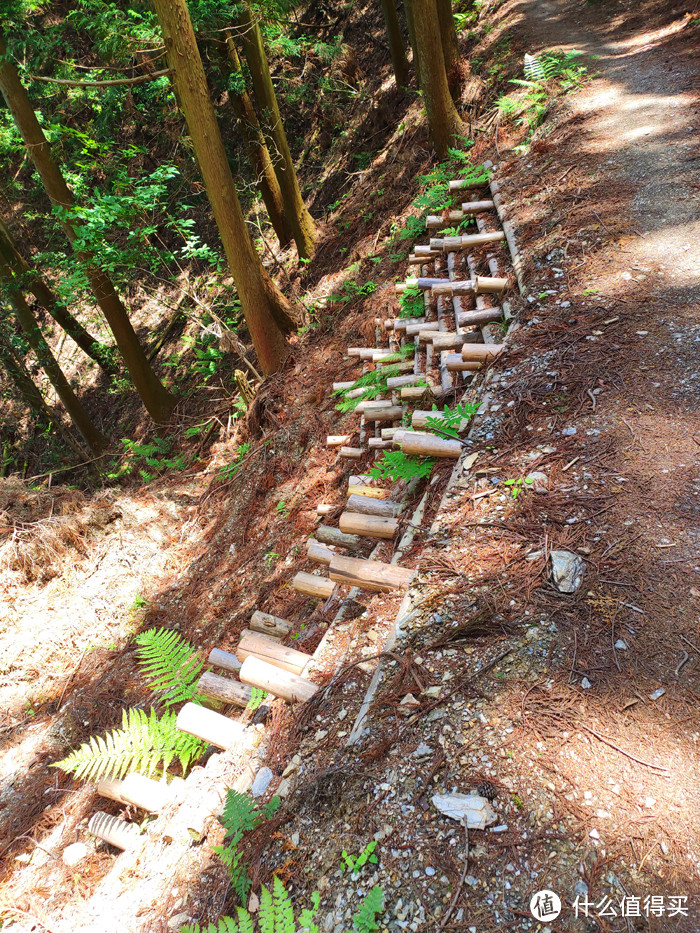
left=424, top=401, right=480, bottom=439
left=369, top=450, right=435, bottom=483
left=350, top=886, right=384, bottom=933
left=135, top=627, right=204, bottom=707
left=397, top=286, right=424, bottom=319
left=246, top=687, right=268, bottom=712
left=213, top=790, right=282, bottom=903
left=52, top=707, right=205, bottom=782
left=334, top=349, right=417, bottom=414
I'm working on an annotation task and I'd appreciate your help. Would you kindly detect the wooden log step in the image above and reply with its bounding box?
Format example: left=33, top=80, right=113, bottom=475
left=461, top=342, right=503, bottom=362
left=412, top=409, right=471, bottom=433
left=306, top=538, right=335, bottom=565
left=316, top=524, right=362, bottom=549
left=89, top=811, right=142, bottom=851
left=97, top=773, right=180, bottom=813
left=239, top=656, right=318, bottom=703
left=332, top=381, right=355, bottom=391
left=457, top=307, right=503, bottom=328
left=380, top=428, right=397, bottom=440
left=339, top=446, right=364, bottom=459
left=364, top=406, right=404, bottom=423
left=408, top=255, right=431, bottom=265
left=327, top=434, right=352, bottom=447
left=429, top=332, right=481, bottom=352
left=372, top=349, right=398, bottom=363
left=348, top=475, right=388, bottom=499
left=339, top=511, right=399, bottom=539
left=393, top=316, right=425, bottom=330
left=445, top=353, right=482, bottom=372
left=368, top=437, right=393, bottom=450
left=401, top=386, right=433, bottom=402
left=329, top=554, right=415, bottom=593
left=346, top=493, right=401, bottom=517
left=176, top=703, right=245, bottom=750
left=355, top=398, right=390, bottom=412
left=460, top=199, right=496, bottom=213
left=197, top=671, right=253, bottom=708
left=426, top=210, right=464, bottom=229
left=394, top=429, right=462, bottom=459
left=237, top=630, right=311, bottom=676
left=449, top=178, right=488, bottom=192
left=208, top=647, right=242, bottom=674
left=292, top=571, right=336, bottom=600
left=405, top=320, right=439, bottom=337
left=250, top=610, right=292, bottom=639
left=413, top=245, right=440, bottom=257
left=430, top=231, right=505, bottom=251
left=475, top=274, right=508, bottom=295
left=386, top=374, right=424, bottom=390
left=377, top=360, right=414, bottom=373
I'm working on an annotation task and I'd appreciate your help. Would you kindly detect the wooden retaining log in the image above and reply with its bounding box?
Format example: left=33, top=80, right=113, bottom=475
left=348, top=475, right=388, bottom=499
left=346, top=493, right=401, bottom=517
left=89, top=811, right=141, bottom=851
left=461, top=342, right=503, bottom=362
left=355, top=398, right=390, bottom=412
left=332, top=381, right=355, bottom=391
left=431, top=231, right=505, bottom=251
left=393, top=316, right=424, bottom=331
left=197, top=671, right=253, bottom=708
left=413, top=245, right=440, bottom=257
left=405, top=320, right=439, bottom=337
left=461, top=199, right=495, bottom=213
left=386, top=373, right=424, bottom=389
left=401, top=386, right=433, bottom=402
left=371, top=350, right=398, bottom=363
left=448, top=178, right=488, bottom=192
left=208, top=647, right=242, bottom=675
left=339, top=446, right=363, bottom=459
left=237, top=630, right=311, bottom=676
left=292, top=571, right=336, bottom=600
left=329, top=554, right=415, bottom=593
left=457, top=307, right=504, bottom=328
left=412, top=409, right=471, bottom=433
left=394, top=429, right=462, bottom=459
left=176, top=703, right=246, bottom=749
left=316, top=524, right=362, bottom=548
left=97, top=773, right=179, bottom=813
left=327, top=434, right=352, bottom=447
left=475, top=274, right=507, bottom=294
left=368, top=437, right=393, bottom=450
left=430, top=332, right=481, bottom=352
left=250, top=610, right=292, bottom=639
left=239, top=656, right=318, bottom=703
left=347, top=347, right=367, bottom=357
left=445, top=353, right=482, bottom=372
left=380, top=428, right=397, bottom=440
left=364, top=406, right=404, bottom=423
left=339, top=511, right=399, bottom=540
left=306, top=538, right=335, bottom=565
left=426, top=210, right=465, bottom=229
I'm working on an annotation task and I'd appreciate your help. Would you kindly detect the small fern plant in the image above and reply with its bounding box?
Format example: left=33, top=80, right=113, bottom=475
left=424, top=401, right=480, bottom=439
left=397, top=285, right=423, bottom=319
left=181, top=878, right=384, bottom=933
left=213, top=790, right=281, bottom=903
left=52, top=707, right=205, bottom=782
left=369, top=450, right=435, bottom=483
left=135, top=627, right=205, bottom=706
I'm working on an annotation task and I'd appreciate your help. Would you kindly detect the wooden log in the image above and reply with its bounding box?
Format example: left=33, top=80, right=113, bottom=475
left=97, top=773, right=177, bottom=813
left=329, top=554, right=415, bottom=593
left=431, top=231, right=505, bottom=252
left=239, top=656, right=318, bottom=703
left=339, top=511, right=399, bottom=539
left=347, top=347, right=367, bottom=357
left=176, top=703, right=245, bottom=749
left=413, top=244, right=439, bottom=257
left=426, top=210, right=464, bottom=229
left=355, top=398, right=390, bottom=412
left=412, top=409, right=470, bottom=433
left=250, top=610, right=292, bottom=639
left=405, top=320, right=438, bottom=337
left=316, top=503, right=334, bottom=516
left=306, top=539, right=335, bottom=565
left=364, top=405, right=404, bottom=423
left=457, top=307, right=503, bottom=328
left=347, top=476, right=388, bottom=499
left=394, top=429, right=462, bottom=459
left=400, top=386, right=432, bottom=401
left=208, top=647, right=242, bottom=674
left=292, top=571, right=336, bottom=600
left=197, top=671, right=253, bottom=708
left=237, top=629, right=311, bottom=676
left=474, top=274, right=507, bottom=294
left=460, top=199, right=495, bottom=214
left=376, top=359, right=414, bottom=373
left=339, top=446, right=363, bottom=459
left=346, top=493, right=401, bottom=517
left=89, top=811, right=141, bottom=851
left=445, top=353, right=482, bottom=372
left=368, top=437, right=392, bottom=450
left=393, top=317, right=424, bottom=331
left=386, top=373, right=423, bottom=389
left=408, top=255, right=430, bottom=265
left=332, top=381, right=355, bottom=391
left=316, top=524, right=362, bottom=548
left=461, top=342, right=503, bottom=361
left=430, top=332, right=481, bottom=352
left=327, top=434, right=352, bottom=447
left=449, top=178, right=488, bottom=192
left=380, top=428, right=397, bottom=440
left=371, top=349, right=397, bottom=363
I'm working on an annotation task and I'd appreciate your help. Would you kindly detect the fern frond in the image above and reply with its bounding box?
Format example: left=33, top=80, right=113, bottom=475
left=52, top=707, right=205, bottom=782
left=135, top=627, right=204, bottom=706
left=234, top=908, right=254, bottom=933
left=181, top=918, right=239, bottom=933
left=368, top=451, right=435, bottom=483
left=351, top=886, right=384, bottom=933
left=424, top=401, right=480, bottom=439
left=259, top=885, right=274, bottom=933
left=272, top=875, right=295, bottom=933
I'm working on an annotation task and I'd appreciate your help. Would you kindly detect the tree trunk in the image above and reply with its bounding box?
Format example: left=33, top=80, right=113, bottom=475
left=152, top=0, right=295, bottom=375
left=404, top=0, right=422, bottom=87
left=235, top=5, right=316, bottom=260
left=379, top=0, right=409, bottom=87
left=220, top=36, right=292, bottom=247
left=0, top=32, right=176, bottom=423
left=435, top=0, right=461, bottom=93
left=406, top=0, right=464, bottom=158
left=0, top=214, right=117, bottom=373
left=1, top=257, right=108, bottom=452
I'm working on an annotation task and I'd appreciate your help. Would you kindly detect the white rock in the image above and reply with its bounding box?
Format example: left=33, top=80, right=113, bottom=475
left=550, top=550, right=585, bottom=593
left=432, top=793, right=498, bottom=830
left=251, top=766, right=274, bottom=797
left=581, top=677, right=592, bottom=689
left=62, top=842, right=88, bottom=866
left=614, top=639, right=628, bottom=650
left=589, top=828, right=600, bottom=840
left=399, top=693, right=421, bottom=715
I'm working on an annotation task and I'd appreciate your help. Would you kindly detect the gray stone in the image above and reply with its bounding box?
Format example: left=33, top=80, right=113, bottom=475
left=432, top=793, right=497, bottom=829
left=251, top=766, right=274, bottom=798
left=550, top=550, right=585, bottom=593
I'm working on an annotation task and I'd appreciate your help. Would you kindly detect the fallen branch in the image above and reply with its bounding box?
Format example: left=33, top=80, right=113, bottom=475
left=31, top=68, right=171, bottom=88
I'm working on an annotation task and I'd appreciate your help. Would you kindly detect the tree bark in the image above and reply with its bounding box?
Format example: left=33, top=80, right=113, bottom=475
left=0, top=257, right=108, bottom=452
left=219, top=36, right=292, bottom=247
left=405, top=0, right=464, bottom=158
left=404, top=0, right=422, bottom=87
left=235, top=5, right=316, bottom=260
left=379, top=0, right=409, bottom=87
left=0, top=214, right=117, bottom=373
left=435, top=0, right=461, bottom=93
left=0, top=32, right=176, bottom=423
left=151, top=0, right=295, bottom=375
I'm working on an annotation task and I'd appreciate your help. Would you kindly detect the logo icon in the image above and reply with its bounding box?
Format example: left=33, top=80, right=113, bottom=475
left=530, top=889, right=562, bottom=921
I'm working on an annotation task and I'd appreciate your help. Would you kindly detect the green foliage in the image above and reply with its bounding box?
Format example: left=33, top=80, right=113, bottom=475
left=369, top=451, right=435, bottom=483
left=503, top=476, right=534, bottom=500
left=213, top=790, right=281, bottom=903
left=341, top=840, right=378, bottom=875
left=245, top=687, right=268, bottom=712
left=107, top=435, right=186, bottom=483
left=135, top=628, right=204, bottom=707
left=52, top=707, right=205, bottom=782
left=397, top=286, right=424, bottom=319
left=217, top=443, right=252, bottom=483
left=351, top=886, right=384, bottom=933
left=424, top=401, right=480, bottom=439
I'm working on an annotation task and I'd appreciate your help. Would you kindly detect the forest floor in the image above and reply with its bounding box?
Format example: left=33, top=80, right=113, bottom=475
left=1, top=0, right=699, bottom=931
